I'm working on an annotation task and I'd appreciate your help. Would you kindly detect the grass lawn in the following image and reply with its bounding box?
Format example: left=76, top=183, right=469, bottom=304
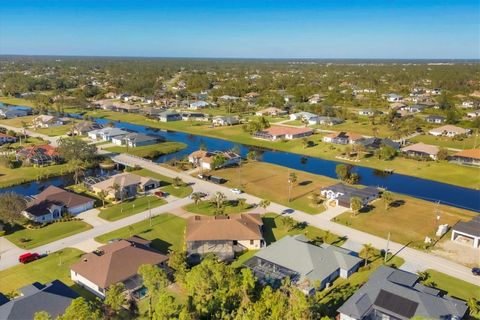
left=104, top=141, right=187, bottom=159
left=32, top=124, right=76, bottom=137
left=5, top=221, right=92, bottom=249
left=135, top=168, right=193, bottom=198
left=95, top=213, right=186, bottom=254
left=0, top=96, right=36, bottom=107
left=4, top=136, right=48, bottom=148
left=214, top=161, right=332, bottom=214
left=0, top=163, right=72, bottom=188
left=426, top=269, right=480, bottom=301
left=410, top=134, right=478, bottom=150
left=98, top=195, right=167, bottom=221
left=183, top=200, right=253, bottom=216
left=0, top=115, right=35, bottom=128
left=283, top=120, right=304, bottom=126
left=335, top=194, right=477, bottom=248
left=0, top=248, right=91, bottom=297
left=81, top=109, right=480, bottom=188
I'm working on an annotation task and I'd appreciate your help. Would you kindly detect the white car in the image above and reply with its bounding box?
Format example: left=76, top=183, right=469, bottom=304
left=230, top=188, right=243, bottom=194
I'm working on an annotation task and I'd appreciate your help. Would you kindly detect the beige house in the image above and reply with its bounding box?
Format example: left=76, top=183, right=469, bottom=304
left=186, top=214, right=264, bottom=262
left=401, top=142, right=439, bottom=160
left=90, top=173, right=160, bottom=200
left=32, top=115, right=65, bottom=128
left=428, top=125, right=470, bottom=137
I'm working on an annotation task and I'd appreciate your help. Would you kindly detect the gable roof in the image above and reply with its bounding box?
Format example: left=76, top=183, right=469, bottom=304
left=337, top=266, right=467, bottom=319
left=401, top=142, right=439, bottom=156
left=453, top=216, right=480, bottom=237
left=91, top=172, right=158, bottom=190
left=25, top=186, right=94, bottom=217
left=0, top=280, right=78, bottom=320
left=70, top=239, right=168, bottom=289
left=186, top=213, right=263, bottom=242
left=452, top=149, right=480, bottom=160
left=254, top=235, right=361, bottom=283
left=429, top=125, right=469, bottom=134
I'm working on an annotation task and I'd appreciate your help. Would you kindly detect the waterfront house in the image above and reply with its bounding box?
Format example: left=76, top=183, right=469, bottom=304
left=337, top=266, right=467, bottom=320
left=212, top=115, right=239, bottom=126
left=70, top=237, right=168, bottom=298
left=253, top=126, right=313, bottom=141
left=0, top=133, right=17, bottom=145
left=401, top=142, right=439, bottom=160
left=17, top=145, right=61, bottom=166
left=245, top=235, right=361, bottom=295
left=32, top=115, right=65, bottom=128
left=159, top=111, right=182, bottom=122
left=320, top=183, right=380, bottom=209
left=89, top=172, right=160, bottom=200
left=72, top=121, right=103, bottom=136
left=186, top=214, right=264, bottom=262
left=87, top=127, right=128, bottom=141
left=428, top=125, right=470, bottom=137
left=0, top=280, right=78, bottom=320
left=450, top=149, right=480, bottom=166
left=358, top=138, right=400, bottom=150
left=323, top=132, right=363, bottom=145
left=111, top=132, right=158, bottom=147
left=451, top=216, right=480, bottom=248
left=188, top=150, right=241, bottom=170
left=22, top=186, right=95, bottom=222
left=181, top=112, right=209, bottom=121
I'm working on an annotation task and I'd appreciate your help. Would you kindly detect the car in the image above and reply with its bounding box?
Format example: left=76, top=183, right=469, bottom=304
left=230, top=188, right=242, bottom=194
left=472, top=267, right=480, bottom=276
left=154, top=191, right=168, bottom=198
left=281, top=208, right=294, bottom=215
left=18, top=252, right=40, bottom=264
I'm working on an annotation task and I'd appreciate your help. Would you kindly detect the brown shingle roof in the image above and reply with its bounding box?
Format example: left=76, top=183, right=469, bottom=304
left=70, top=239, right=168, bottom=289
left=186, top=213, right=263, bottom=242
left=401, top=142, right=439, bottom=156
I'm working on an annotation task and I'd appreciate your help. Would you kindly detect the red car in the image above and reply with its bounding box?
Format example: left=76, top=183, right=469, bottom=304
left=154, top=191, right=167, bottom=198
left=18, top=252, right=39, bottom=264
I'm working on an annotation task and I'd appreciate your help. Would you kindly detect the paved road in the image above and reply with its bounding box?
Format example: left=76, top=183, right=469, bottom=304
left=112, top=154, right=480, bottom=285
left=0, top=124, right=62, bottom=147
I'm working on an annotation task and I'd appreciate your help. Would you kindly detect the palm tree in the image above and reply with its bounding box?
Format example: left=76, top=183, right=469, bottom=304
left=191, top=192, right=203, bottom=206
left=350, top=196, right=363, bottom=216
left=301, top=137, right=309, bottom=149
left=98, top=190, right=108, bottom=208
left=382, top=191, right=394, bottom=210
left=211, top=192, right=226, bottom=209
left=237, top=198, right=247, bottom=209
left=109, top=183, right=122, bottom=202
left=323, top=230, right=331, bottom=244
left=172, top=177, right=183, bottom=188
left=68, top=159, right=85, bottom=185
left=467, top=298, right=479, bottom=317
left=360, top=243, right=375, bottom=267
left=258, top=199, right=270, bottom=212
left=288, top=172, right=297, bottom=202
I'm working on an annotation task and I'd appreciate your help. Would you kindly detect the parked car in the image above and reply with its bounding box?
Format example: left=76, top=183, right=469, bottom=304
left=210, top=176, right=225, bottom=184
left=281, top=209, right=294, bottom=215
left=18, top=252, right=40, bottom=264
left=472, top=267, right=480, bottom=276
left=230, top=188, right=242, bottom=194
left=154, top=191, right=168, bottom=198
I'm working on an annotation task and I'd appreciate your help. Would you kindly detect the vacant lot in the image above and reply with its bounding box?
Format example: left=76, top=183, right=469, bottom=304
left=214, top=161, right=334, bottom=214
left=410, top=134, right=477, bottom=150
left=105, top=141, right=186, bottom=159
left=98, top=195, right=167, bottom=221
left=335, top=194, right=477, bottom=246
left=135, top=168, right=193, bottom=198
left=95, top=213, right=186, bottom=254
left=183, top=200, right=253, bottom=216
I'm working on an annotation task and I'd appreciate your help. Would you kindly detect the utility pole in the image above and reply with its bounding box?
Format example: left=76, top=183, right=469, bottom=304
left=384, top=232, right=390, bottom=264
left=149, top=199, right=152, bottom=227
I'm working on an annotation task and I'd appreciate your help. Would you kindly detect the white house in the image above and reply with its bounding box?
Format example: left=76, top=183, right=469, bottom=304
left=111, top=133, right=158, bottom=147
left=428, top=125, right=470, bottom=137
left=189, top=101, right=210, bottom=110
left=451, top=217, right=480, bottom=248
left=289, top=111, right=317, bottom=121
left=467, top=109, right=480, bottom=118
left=212, top=115, right=239, bottom=126
left=386, top=93, right=403, bottom=102
left=188, top=150, right=241, bottom=170
left=87, top=127, right=128, bottom=141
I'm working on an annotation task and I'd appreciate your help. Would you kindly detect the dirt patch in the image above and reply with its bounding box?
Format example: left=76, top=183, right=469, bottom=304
left=432, top=240, right=480, bottom=268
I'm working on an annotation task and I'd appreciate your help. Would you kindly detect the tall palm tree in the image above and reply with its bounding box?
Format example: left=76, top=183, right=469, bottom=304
left=211, top=192, right=226, bottom=209
left=288, top=172, right=297, bottom=202
left=360, top=243, right=375, bottom=267
left=109, top=183, right=122, bottom=202
left=191, top=192, right=203, bottom=206
left=467, top=298, right=479, bottom=317
left=258, top=199, right=270, bottom=212
left=98, top=190, right=108, bottom=208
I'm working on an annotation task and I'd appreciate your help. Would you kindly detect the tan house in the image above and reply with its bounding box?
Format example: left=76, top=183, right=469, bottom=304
left=188, top=150, right=241, bottom=170
left=32, top=115, right=65, bottom=128
left=186, top=214, right=264, bottom=262
left=90, top=173, right=160, bottom=200
left=70, top=237, right=168, bottom=298
left=401, top=142, right=440, bottom=160
left=428, top=125, right=470, bottom=137
left=255, top=107, right=287, bottom=117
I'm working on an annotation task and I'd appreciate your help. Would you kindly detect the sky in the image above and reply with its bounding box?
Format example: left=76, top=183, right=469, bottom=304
left=0, top=0, right=479, bottom=59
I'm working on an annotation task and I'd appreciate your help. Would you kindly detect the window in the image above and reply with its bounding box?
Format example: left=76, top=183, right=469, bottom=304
left=250, top=240, right=254, bottom=245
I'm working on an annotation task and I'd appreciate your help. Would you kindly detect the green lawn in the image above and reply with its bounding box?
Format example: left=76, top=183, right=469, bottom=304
left=0, top=115, right=35, bottom=128
left=105, top=141, right=187, bottom=159
left=410, top=134, right=478, bottom=150
left=32, top=124, right=76, bottom=137
left=183, top=200, right=253, bottom=216
left=97, top=195, right=167, bottom=221
left=0, top=96, right=36, bottom=107
left=95, top=213, right=186, bottom=254
left=135, top=168, right=193, bottom=198
left=426, top=269, right=480, bottom=301
left=5, top=221, right=92, bottom=249
left=0, top=163, right=76, bottom=188
left=283, top=120, right=304, bottom=126
left=0, top=248, right=86, bottom=295
left=3, top=136, right=48, bottom=148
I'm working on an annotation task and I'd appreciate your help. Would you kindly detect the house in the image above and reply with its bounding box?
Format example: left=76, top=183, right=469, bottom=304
left=22, top=186, right=95, bottom=223
left=358, top=109, right=376, bottom=116
left=255, top=107, right=287, bottom=117
left=72, top=121, right=103, bottom=136
left=87, top=127, right=128, bottom=141
left=428, top=125, right=470, bottom=137
left=386, top=93, right=403, bottom=102
left=0, top=133, right=17, bottom=145
left=70, top=237, right=168, bottom=298
left=401, top=142, right=439, bottom=160
left=212, top=115, right=239, bottom=126
left=289, top=111, right=317, bottom=121
left=284, top=94, right=295, bottom=103
left=467, top=109, right=480, bottom=118
left=111, top=132, right=158, bottom=147
left=0, top=280, right=79, bottom=320
left=245, top=235, right=362, bottom=294
left=425, top=115, right=446, bottom=124
left=188, top=150, right=241, bottom=170
left=358, top=138, right=400, bottom=150
left=426, top=88, right=442, bottom=95
left=218, top=95, right=239, bottom=101
left=89, top=172, right=160, bottom=200
left=308, top=93, right=325, bottom=104
left=451, top=216, right=480, bottom=247
left=461, top=101, right=476, bottom=109
left=401, top=104, right=427, bottom=113
left=142, top=107, right=164, bottom=117
left=244, top=92, right=260, bottom=103
left=337, top=266, right=467, bottom=320
left=0, top=107, right=29, bottom=119
left=323, top=132, right=363, bottom=145
left=181, top=112, right=210, bottom=121
left=308, top=116, right=343, bottom=126
left=450, top=149, right=480, bottom=166
left=253, top=126, right=313, bottom=141
left=113, top=103, right=140, bottom=113
left=320, top=183, right=380, bottom=209
left=16, top=145, right=61, bottom=166
left=32, top=115, right=64, bottom=128
left=159, top=111, right=182, bottom=122
left=189, top=101, right=209, bottom=110
left=186, top=214, right=264, bottom=262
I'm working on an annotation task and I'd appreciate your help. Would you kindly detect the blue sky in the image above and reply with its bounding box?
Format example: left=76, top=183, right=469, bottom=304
left=0, top=0, right=479, bottom=58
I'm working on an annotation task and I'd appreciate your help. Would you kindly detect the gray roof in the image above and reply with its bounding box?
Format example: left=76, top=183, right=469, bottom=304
left=337, top=266, right=468, bottom=320
left=0, top=280, right=78, bottom=320
left=321, top=183, right=380, bottom=204
left=453, top=216, right=480, bottom=237
left=254, top=235, right=361, bottom=283
left=114, top=132, right=158, bottom=144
